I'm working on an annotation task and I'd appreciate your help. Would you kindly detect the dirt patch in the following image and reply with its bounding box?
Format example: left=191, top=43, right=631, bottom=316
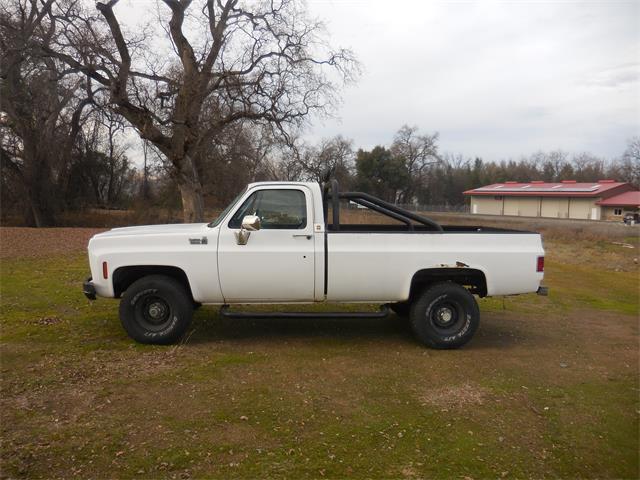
left=0, top=227, right=105, bottom=259
left=419, top=382, right=490, bottom=409
left=33, top=316, right=63, bottom=326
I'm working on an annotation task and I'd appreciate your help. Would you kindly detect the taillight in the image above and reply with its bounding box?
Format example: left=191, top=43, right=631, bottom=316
left=536, top=256, right=544, bottom=272
left=102, top=261, right=108, bottom=279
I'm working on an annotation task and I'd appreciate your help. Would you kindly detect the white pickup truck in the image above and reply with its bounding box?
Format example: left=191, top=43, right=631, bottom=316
left=83, top=179, right=546, bottom=349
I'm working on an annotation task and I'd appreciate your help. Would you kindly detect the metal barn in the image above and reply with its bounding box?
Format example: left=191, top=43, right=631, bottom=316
left=464, top=180, right=638, bottom=221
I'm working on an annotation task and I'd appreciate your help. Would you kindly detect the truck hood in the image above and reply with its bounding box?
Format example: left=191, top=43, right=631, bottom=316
left=94, top=223, right=210, bottom=238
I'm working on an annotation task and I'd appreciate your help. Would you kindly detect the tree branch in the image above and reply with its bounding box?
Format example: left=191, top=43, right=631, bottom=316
left=95, top=0, right=130, bottom=99
left=161, top=0, right=198, bottom=74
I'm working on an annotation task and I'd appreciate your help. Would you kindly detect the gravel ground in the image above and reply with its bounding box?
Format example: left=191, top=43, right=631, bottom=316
left=0, top=227, right=105, bottom=259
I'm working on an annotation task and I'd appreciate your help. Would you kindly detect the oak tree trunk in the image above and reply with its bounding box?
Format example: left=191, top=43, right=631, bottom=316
left=22, top=152, right=57, bottom=227
left=25, top=183, right=56, bottom=227
left=176, top=154, right=205, bottom=223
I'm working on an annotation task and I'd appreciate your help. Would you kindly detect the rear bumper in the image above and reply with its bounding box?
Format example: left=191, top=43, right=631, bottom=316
left=537, top=286, right=549, bottom=296
left=83, top=277, right=96, bottom=300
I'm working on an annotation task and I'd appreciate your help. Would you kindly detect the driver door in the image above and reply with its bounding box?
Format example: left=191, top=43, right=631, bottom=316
left=217, top=186, right=315, bottom=302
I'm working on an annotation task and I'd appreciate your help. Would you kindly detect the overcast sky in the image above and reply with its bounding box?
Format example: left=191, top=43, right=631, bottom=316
left=302, top=0, right=640, bottom=161
left=118, top=0, right=639, bottom=163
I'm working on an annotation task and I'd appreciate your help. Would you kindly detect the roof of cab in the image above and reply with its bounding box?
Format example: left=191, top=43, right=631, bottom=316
left=247, top=181, right=318, bottom=189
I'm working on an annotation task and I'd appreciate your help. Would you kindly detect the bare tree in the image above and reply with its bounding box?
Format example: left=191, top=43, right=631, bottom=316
left=611, top=136, right=640, bottom=188
left=570, top=152, right=605, bottom=182
left=622, top=137, right=640, bottom=163
left=208, top=122, right=279, bottom=183
left=390, top=125, right=440, bottom=203
left=0, top=0, right=95, bottom=226
left=265, top=145, right=305, bottom=181
left=294, top=135, right=354, bottom=186
left=71, top=109, right=134, bottom=207
left=195, top=121, right=280, bottom=205
left=41, top=0, right=357, bottom=222
left=534, top=150, right=570, bottom=181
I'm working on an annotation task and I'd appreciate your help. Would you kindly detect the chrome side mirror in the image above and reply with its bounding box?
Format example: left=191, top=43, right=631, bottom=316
left=242, top=215, right=261, bottom=231
left=235, top=215, right=261, bottom=245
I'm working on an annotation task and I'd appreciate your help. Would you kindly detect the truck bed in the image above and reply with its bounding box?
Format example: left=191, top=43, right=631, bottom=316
left=325, top=228, right=544, bottom=301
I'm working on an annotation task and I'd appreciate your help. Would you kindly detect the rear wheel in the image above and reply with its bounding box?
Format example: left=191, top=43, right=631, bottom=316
left=119, top=275, right=193, bottom=344
left=410, top=282, right=479, bottom=349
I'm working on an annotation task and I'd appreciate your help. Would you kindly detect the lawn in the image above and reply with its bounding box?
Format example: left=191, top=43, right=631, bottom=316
left=1, top=227, right=638, bottom=479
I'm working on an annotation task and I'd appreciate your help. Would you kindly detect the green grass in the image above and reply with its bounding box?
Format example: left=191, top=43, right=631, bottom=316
left=1, top=244, right=639, bottom=479
left=479, top=257, right=639, bottom=316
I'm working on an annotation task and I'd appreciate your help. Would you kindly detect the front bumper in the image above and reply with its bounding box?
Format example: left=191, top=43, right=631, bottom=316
left=83, top=277, right=96, bottom=300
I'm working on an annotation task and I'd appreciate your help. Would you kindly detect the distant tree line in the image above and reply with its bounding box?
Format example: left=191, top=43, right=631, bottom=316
left=1, top=1, right=638, bottom=226
left=276, top=128, right=640, bottom=207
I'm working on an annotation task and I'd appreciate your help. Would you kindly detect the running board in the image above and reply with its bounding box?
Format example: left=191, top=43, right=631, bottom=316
left=220, top=305, right=390, bottom=319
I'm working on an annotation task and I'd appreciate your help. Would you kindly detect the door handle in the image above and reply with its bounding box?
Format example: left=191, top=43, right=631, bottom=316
left=292, top=234, right=312, bottom=239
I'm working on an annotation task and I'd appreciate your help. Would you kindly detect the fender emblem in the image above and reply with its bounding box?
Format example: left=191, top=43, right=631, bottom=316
left=189, top=237, right=208, bottom=245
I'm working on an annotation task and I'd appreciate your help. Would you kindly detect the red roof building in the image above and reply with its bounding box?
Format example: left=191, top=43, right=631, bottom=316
left=596, top=191, right=640, bottom=207
left=463, top=180, right=638, bottom=221
left=464, top=180, right=630, bottom=198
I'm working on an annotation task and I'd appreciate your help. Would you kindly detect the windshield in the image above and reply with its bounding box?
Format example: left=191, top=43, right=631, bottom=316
left=207, top=188, right=246, bottom=228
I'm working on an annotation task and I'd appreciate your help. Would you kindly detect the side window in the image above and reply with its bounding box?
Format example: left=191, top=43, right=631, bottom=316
left=229, top=189, right=307, bottom=229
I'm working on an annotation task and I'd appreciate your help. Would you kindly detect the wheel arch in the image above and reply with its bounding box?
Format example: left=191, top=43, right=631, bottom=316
left=408, top=267, right=488, bottom=300
left=112, top=265, right=194, bottom=300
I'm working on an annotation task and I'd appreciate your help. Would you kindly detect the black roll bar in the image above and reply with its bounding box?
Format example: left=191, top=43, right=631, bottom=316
left=331, top=179, right=340, bottom=231
left=322, top=179, right=443, bottom=232
left=342, top=196, right=415, bottom=230
left=322, top=178, right=341, bottom=230
left=340, top=191, right=443, bottom=231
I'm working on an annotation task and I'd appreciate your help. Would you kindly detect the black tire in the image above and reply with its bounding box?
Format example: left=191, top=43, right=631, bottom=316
left=389, top=302, right=410, bottom=317
left=119, top=275, right=194, bottom=345
left=410, top=282, right=479, bottom=349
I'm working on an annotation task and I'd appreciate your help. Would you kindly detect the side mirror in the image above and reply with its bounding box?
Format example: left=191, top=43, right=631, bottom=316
left=242, top=215, right=261, bottom=231
left=235, top=215, right=261, bottom=245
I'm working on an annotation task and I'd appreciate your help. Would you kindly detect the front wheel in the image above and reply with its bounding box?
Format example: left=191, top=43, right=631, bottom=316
left=119, top=275, right=194, bottom=344
left=410, top=282, right=480, bottom=349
